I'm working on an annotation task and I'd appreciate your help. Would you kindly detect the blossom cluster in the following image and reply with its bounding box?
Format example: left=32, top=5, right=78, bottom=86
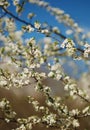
left=0, top=98, right=16, bottom=121
left=84, top=43, right=90, bottom=58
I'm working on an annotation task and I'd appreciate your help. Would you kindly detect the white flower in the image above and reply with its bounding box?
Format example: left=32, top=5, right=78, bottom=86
left=34, top=21, right=41, bottom=29
left=72, top=119, right=79, bottom=127
left=5, top=18, right=16, bottom=32
left=44, top=44, right=49, bottom=50
left=34, top=49, right=41, bottom=57
left=84, top=43, right=90, bottom=48
left=61, top=39, right=75, bottom=51
left=64, top=84, right=69, bottom=91
left=40, top=58, right=44, bottom=64
left=44, top=86, right=51, bottom=93
left=13, top=0, right=19, bottom=6
left=70, top=90, right=77, bottom=96
left=66, top=29, right=73, bottom=35
left=0, top=80, right=7, bottom=86
left=29, top=63, right=36, bottom=69
left=82, top=106, right=90, bottom=114
left=51, top=63, right=61, bottom=71
left=56, top=73, right=62, bottom=80
left=5, top=118, right=10, bottom=123
left=43, top=113, right=56, bottom=126
left=78, top=89, right=84, bottom=96
left=84, top=51, right=88, bottom=58
left=28, top=13, right=35, bottom=19
left=64, top=76, right=70, bottom=81
left=0, top=0, right=10, bottom=7
left=26, top=123, right=32, bottom=129
left=36, top=63, right=40, bottom=68
left=0, top=100, right=6, bottom=109
left=28, top=37, right=36, bottom=44
left=69, top=84, right=76, bottom=90
left=39, top=106, right=44, bottom=110
left=48, top=71, right=54, bottom=77
left=84, top=47, right=90, bottom=58
left=41, top=29, right=49, bottom=34
left=52, top=27, right=60, bottom=33
left=23, top=68, right=29, bottom=73
left=16, top=124, right=26, bottom=130
left=24, top=80, right=30, bottom=85
left=71, top=109, right=79, bottom=116
left=0, top=1, right=3, bottom=6
left=26, top=25, right=34, bottom=32
left=40, top=72, right=46, bottom=78
left=61, top=39, right=68, bottom=48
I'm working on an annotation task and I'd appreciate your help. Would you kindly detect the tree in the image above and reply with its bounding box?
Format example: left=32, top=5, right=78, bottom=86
left=0, top=0, right=90, bottom=130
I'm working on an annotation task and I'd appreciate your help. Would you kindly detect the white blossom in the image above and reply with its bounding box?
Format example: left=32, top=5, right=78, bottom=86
left=16, top=124, right=26, bottom=130
left=43, top=113, right=56, bottom=126
left=52, top=26, right=60, bottom=33
left=48, top=71, right=54, bottom=78
left=34, top=21, right=41, bottom=29
left=70, top=109, right=80, bottom=116
left=28, top=13, right=35, bottom=19
left=66, top=29, right=73, bottom=35
left=0, top=100, right=6, bottom=109
left=13, top=0, right=19, bottom=6
left=0, top=80, right=7, bottom=86
left=61, top=39, right=68, bottom=48
left=82, top=106, right=90, bottom=114
left=72, top=119, right=79, bottom=127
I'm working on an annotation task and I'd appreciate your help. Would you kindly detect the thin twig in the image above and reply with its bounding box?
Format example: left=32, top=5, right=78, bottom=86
left=0, top=5, right=86, bottom=56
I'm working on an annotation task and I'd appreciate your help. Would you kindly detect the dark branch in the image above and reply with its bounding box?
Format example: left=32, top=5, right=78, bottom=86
left=0, top=5, right=67, bottom=39
left=0, top=6, right=86, bottom=56
left=0, top=6, right=34, bottom=27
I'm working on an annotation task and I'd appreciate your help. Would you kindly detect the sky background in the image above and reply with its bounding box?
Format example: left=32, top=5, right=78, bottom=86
left=15, top=0, right=90, bottom=39
left=45, top=0, right=90, bottom=28
left=20, top=0, right=90, bottom=32
left=8, top=0, right=90, bottom=32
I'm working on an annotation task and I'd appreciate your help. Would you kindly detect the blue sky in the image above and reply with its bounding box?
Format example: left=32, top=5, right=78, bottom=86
left=0, top=0, right=89, bottom=34
left=18, top=0, right=90, bottom=38
left=7, top=0, right=90, bottom=35
left=45, top=0, right=90, bottom=28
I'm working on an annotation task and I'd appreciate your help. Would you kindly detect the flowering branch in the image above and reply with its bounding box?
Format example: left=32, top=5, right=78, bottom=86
left=0, top=0, right=90, bottom=130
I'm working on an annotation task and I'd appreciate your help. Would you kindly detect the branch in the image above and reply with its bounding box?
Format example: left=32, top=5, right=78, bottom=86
left=1, top=6, right=66, bottom=38
left=77, top=113, right=90, bottom=118
left=49, top=27, right=67, bottom=39
left=0, top=6, right=88, bottom=60
left=0, top=6, right=34, bottom=27
left=60, top=78, right=90, bottom=104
